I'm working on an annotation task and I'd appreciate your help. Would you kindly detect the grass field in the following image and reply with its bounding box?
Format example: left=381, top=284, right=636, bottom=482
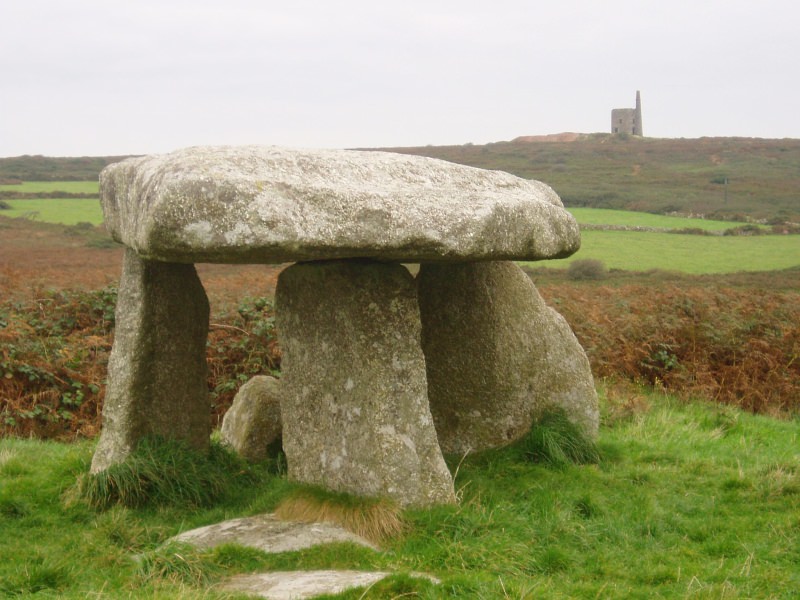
left=1, top=199, right=104, bottom=225
left=1, top=392, right=798, bottom=598
left=530, top=230, right=800, bottom=274
left=2, top=194, right=798, bottom=272
left=567, top=208, right=759, bottom=232
left=0, top=192, right=753, bottom=232
left=0, top=181, right=99, bottom=194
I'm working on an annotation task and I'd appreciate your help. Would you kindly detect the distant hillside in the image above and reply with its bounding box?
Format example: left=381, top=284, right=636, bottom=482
left=0, top=155, right=130, bottom=182
left=378, top=135, right=800, bottom=223
left=4, top=136, right=799, bottom=221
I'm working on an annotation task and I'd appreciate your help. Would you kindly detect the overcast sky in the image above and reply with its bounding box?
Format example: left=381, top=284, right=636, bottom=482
left=1, top=0, right=798, bottom=157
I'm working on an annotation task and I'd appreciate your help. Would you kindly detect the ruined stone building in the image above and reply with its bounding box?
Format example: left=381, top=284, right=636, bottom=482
left=611, top=91, right=643, bottom=136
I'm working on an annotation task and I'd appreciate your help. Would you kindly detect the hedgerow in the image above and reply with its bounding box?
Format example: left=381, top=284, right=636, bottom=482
left=2, top=277, right=798, bottom=439
left=0, top=289, right=280, bottom=439
left=542, top=282, right=800, bottom=415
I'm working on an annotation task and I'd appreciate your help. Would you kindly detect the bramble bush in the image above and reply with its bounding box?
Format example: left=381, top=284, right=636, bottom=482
left=0, top=287, right=116, bottom=438
left=2, top=277, right=798, bottom=439
left=206, top=296, right=281, bottom=427
left=542, top=282, right=800, bottom=415
left=567, top=259, right=607, bottom=280
left=0, top=289, right=280, bottom=439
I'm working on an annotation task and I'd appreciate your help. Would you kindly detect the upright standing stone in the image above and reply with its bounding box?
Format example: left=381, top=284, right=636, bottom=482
left=275, top=260, right=455, bottom=507
left=417, top=261, right=598, bottom=455
left=91, top=249, right=210, bottom=473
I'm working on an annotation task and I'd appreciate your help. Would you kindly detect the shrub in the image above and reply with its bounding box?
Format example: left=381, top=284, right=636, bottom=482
left=1, top=289, right=281, bottom=440
left=63, top=222, right=95, bottom=236
left=771, top=223, right=800, bottom=235
left=538, top=280, right=800, bottom=414
left=86, top=237, right=121, bottom=249
left=567, top=259, right=607, bottom=280
left=0, top=200, right=10, bottom=210
left=723, top=224, right=764, bottom=236
left=207, top=296, right=281, bottom=423
left=6, top=275, right=799, bottom=441
left=671, top=227, right=710, bottom=236
left=1, top=287, right=117, bottom=439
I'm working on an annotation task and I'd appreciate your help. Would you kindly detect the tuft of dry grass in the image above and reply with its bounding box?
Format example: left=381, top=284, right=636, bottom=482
left=599, top=380, right=652, bottom=426
left=275, top=488, right=406, bottom=545
left=0, top=447, right=14, bottom=466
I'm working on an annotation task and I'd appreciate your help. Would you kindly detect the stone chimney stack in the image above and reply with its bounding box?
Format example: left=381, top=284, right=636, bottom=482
left=634, top=90, right=643, bottom=136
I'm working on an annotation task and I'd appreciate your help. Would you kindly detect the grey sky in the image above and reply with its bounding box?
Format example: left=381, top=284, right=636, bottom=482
left=1, top=0, right=798, bottom=156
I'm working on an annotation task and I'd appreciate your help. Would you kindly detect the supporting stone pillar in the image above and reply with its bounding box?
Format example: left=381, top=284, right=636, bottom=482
left=275, top=260, right=455, bottom=507
left=417, top=261, right=599, bottom=455
left=91, top=249, right=211, bottom=473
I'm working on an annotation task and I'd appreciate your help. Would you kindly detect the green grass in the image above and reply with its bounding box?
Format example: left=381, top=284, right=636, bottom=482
left=531, top=230, right=800, bottom=274
left=1, top=196, right=796, bottom=275
left=1, top=392, right=798, bottom=598
left=567, top=207, right=757, bottom=231
left=0, top=181, right=99, bottom=194
left=0, top=437, right=289, bottom=598
left=0, top=198, right=103, bottom=225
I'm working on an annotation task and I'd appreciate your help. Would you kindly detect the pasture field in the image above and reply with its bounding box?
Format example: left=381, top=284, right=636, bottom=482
left=0, top=180, right=99, bottom=194
left=1, top=198, right=103, bottom=225
left=567, top=207, right=757, bottom=231
left=6, top=195, right=747, bottom=231
left=529, top=230, right=800, bottom=274
left=1, top=393, right=798, bottom=598
left=2, top=196, right=797, bottom=274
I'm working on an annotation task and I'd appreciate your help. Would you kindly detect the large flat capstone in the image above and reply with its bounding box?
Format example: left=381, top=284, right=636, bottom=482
left=100, top=145, right=580, bottom=264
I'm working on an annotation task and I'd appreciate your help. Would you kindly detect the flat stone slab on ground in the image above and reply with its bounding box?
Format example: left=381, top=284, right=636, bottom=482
left=100, top=145, right=580, bottom=264
left=171, top=513, right=378, bottom=553
left=218, top=570, right=439, bottom=600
